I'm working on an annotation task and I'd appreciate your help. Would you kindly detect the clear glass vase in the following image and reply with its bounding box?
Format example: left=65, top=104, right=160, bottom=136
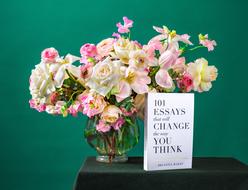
left=84, top=116, right=140, bottom=163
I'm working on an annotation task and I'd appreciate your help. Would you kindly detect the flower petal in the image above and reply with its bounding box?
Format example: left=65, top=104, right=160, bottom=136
left=116, top=80, right=132, bottom=102
left=155, top=69, right=173, bottom=88
left=130, top=72, right=151, bottom=94
left=158, top=48, right=178, bottom=69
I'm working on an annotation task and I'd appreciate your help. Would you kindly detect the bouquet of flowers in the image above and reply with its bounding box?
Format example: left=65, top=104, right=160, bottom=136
left=29, top=17, right=218, bottom=162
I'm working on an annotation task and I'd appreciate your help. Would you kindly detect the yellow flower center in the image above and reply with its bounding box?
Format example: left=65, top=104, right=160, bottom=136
left=126, top=70, right=136, bottom=84
left=198, top=34, right=206, bottom=41
left=169, top=30, right=177, bottom=38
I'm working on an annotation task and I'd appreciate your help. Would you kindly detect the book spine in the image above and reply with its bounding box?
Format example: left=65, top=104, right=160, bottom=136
left=143, top=93, right=149, bottom=170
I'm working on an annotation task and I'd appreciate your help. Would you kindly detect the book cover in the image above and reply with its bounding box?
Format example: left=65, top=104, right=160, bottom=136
left=144, top=93, right=194, bottom=171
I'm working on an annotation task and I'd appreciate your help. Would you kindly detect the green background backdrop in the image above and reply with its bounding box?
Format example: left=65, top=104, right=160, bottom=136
left=1, top=0, right=248, bottom=189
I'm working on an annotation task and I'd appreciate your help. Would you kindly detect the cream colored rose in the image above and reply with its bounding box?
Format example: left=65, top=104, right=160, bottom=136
left=101, top=105, right=122, bottom=123
left=86, top=57, right=122, bottom=96
left=187, top=58, right=218, bottom=92
left=97, top=38, right=114, bottom=58
left=113, top=38, right=137, bottom=64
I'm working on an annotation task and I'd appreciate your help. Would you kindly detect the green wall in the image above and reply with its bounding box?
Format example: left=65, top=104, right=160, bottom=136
left=1, top=0, right=248, bottom=189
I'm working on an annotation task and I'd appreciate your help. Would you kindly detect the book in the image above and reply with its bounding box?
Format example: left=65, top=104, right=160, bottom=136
left=144, top=93, right=194, bottom=171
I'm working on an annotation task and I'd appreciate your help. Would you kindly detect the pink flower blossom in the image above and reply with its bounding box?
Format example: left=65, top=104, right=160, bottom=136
left=112, top=117, right=125, bottom=130
left=29, top=99, right=36, bottom=109
left=152, top=26, right=193, bottom=46
left=159, top=47, right=179, bottom=69
left=120, top=107, right=137, bottom=116
left=96, top=120, right=111, bottom=133
left=171, top=57, right=187, bottom=73
left=53, top=101, right=66, bottom=115
left=116, top=16, right=133, bottom=34
left=199, top=34, right=217, bottom=51
left=41, top=47, right=59, bottom=63
left=143, top=34, right=168, bottom=66
left=153, top=26, right=170, bottom=36
left=29, top=99, right=46, bottom=112
left=80, top=93, right=107, bottom=118
left=147, top=35, right=166, bottom=52
left=68, top=101, right=82, bottom=117
left=179, top=34, right=193, bottom=45
left=80, top=62, right=93, bottom=80
left=37, top=104, right=46, bottom=112
left=155, top=69, right=174, bottom=89
left=112, top=32, right=121, bottom=38
left=80, top=43, right=97, bottom=57
left=177, top=73, right=193, bottom=92
left=115, top=80, right=132, bottom=102
left=116, top=67, right=151, bottom=102
left=49, top=92, right=59, bottom=105
left=155, top=47, right=179, bottom=89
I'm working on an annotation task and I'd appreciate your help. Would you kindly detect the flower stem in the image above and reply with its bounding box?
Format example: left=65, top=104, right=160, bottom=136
left=188, top=45, right=205, bottom=51
left=149, top=66, right=160, bottom=77
left=65, top=69, right=84, bottom=89
left=68, top=89, right=83, bottom=103
left=128, top=31, right=131, bottom=40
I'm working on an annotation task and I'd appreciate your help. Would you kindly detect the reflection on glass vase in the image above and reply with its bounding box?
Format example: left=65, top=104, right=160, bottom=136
left=84, top=116, right=140, bottom=163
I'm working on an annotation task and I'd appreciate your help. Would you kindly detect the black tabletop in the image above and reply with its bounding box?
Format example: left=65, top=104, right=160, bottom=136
left=74, top=157, right=248, bottom=190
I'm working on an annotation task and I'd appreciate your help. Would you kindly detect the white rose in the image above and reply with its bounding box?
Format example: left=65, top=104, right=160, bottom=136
left=86, top=57, right=122, bottom=96
left=29, top=63, right=56, bottom=100
left=29, top=54, right=80, bottom=101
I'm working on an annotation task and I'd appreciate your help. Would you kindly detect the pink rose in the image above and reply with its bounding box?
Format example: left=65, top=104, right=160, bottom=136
left=80, top=62, right=93, bottom=80
left=41, top=47, right=59, bottom=63
left=96, top=38, right=114, bottom=58
left=112, top=117, right=125, bottom=130
left=80, top=92, right=107, bottom=118
left=177, top=73, right=193, bottom=92
left=80, top=43, right=97, bottom=57
left=96, top=120, right=111, bottom=133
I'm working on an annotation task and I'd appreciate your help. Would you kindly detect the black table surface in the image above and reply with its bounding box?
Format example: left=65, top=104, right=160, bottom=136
left=74, top=157, right=248, bottom=190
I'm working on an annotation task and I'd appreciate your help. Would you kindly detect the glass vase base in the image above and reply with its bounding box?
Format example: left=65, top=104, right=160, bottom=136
left=96, top=154, right=128, bottom=163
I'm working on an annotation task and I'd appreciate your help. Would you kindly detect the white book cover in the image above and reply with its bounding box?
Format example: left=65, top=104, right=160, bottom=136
left=144, top=93, right=194, bottom=171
